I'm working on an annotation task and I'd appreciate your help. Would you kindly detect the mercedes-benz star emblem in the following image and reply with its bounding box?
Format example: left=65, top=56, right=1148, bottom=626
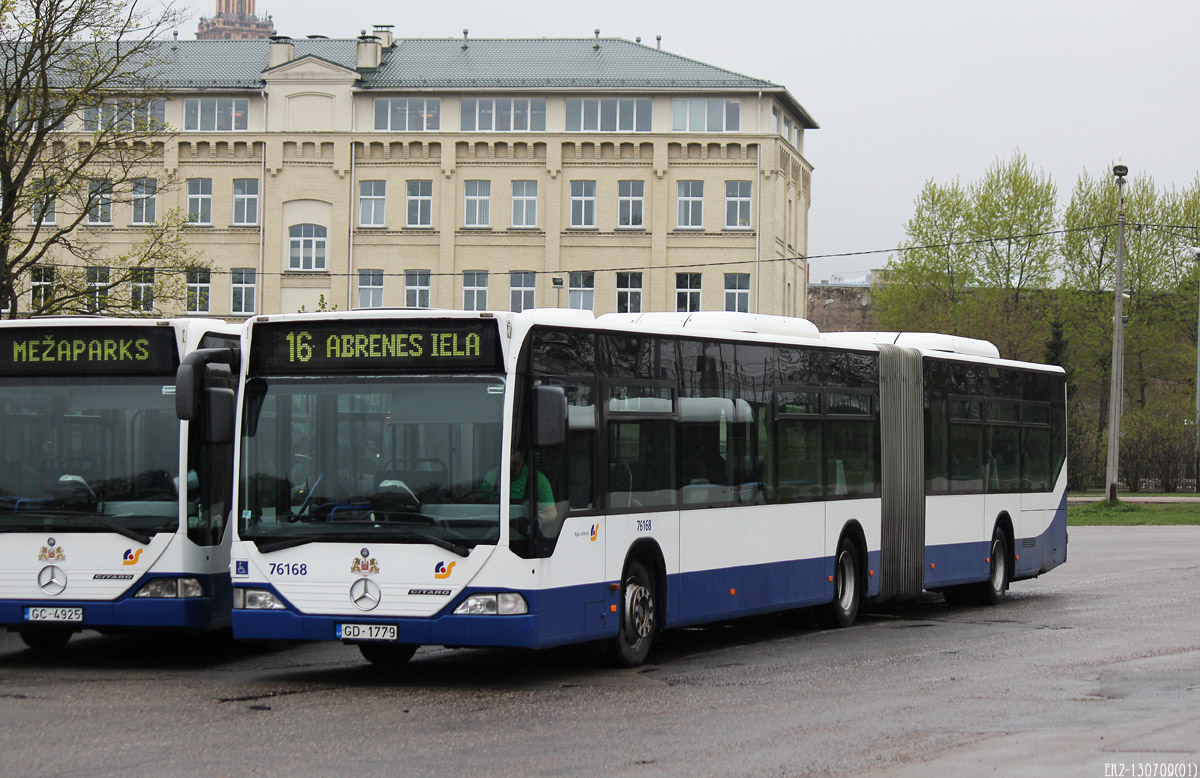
left=38, top=565, right=67, bottom=596
left=349, top=577, right=381, bottom=611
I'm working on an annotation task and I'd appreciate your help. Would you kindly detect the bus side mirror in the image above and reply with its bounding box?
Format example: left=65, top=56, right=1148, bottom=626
left=176, top=362, right=201, bottom=421
left=532, top=385, right=567, bottom=448
left=205, top=386, right=236, bottom=445
left=176, top=347, right=238, bottom=423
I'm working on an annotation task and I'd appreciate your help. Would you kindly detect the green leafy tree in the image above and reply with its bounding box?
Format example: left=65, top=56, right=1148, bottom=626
left=873, top=178, right=974, bottom=334
left=0, top=0, right=202, bottom=317
left=966, top=152, right=1058, bottom=360
left=876, top=151, right=1056, bottom=361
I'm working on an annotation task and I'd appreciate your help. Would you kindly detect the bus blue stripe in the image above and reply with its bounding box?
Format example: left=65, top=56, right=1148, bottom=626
left=0, top=572, right=230, bottom=630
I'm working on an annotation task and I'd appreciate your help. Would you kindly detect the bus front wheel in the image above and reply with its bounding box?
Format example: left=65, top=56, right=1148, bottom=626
left=17, top=627, right=73, bottom=652
left=822, top=536, right=861, bottom=628
left=358, top=642, right=417, bottom=666
left=976, top=528, right=1010, bottom=606
left=608, top=560, right=656, bottom=667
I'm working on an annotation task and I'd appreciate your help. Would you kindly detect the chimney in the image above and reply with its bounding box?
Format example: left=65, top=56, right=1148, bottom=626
left=268, top=35, right=293, bottom=67
left=372, top=24, right=394, bottom=48
left=356, top=30, right=381, bottom=69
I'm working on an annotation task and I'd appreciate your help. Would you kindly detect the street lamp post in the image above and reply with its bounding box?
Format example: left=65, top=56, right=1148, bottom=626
left=1193, top=248, right=1200, bottom=492
left=1105, top=165, right=1128, bottom=502
left=822, top=298, right=834, bottom=331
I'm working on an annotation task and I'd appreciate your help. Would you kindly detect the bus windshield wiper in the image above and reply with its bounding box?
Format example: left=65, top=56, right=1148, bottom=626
left=253, top=527, right=470, bottom=557
left=0, top=511, right=154, bottom=545
left=254, top=535, right=319, bottom=554
left=87, top=519, right=153, bottom=546
left=398, top=527, right=470, bottom=558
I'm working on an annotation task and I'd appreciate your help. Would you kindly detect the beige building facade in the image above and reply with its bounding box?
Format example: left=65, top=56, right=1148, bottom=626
left=61, top=30, right=819, bottom=319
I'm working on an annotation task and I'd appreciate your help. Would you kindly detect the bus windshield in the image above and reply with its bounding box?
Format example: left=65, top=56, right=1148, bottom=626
left=0, top=377, right=182, bottom=538
left=238, top=375, right=505, bottom=551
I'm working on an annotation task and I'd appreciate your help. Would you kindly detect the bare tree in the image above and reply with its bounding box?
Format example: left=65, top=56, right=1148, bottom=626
left=0, top=0, right=208, bottom=317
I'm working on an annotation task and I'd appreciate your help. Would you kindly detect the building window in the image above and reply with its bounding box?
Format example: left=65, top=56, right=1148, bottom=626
left=672, top=98, right=741, bottom=132
left=677, top=181, right=704, bottom=229
left=85, top=266, right=109, bottom=312
left=511, top=180, right=537, bottom=228
left=233, top=179, right=259, bottom=225
left=359, top=180, right=386, bottom=227
left=400, top=180, right=432, bottom=228
left=616, top=272, right=642, bottom=314
left=405, top=270, right=430, bottom=308
left=358, top=269, right=384, bottom=308
left=618, top=180, right=644, bottom=228
left=186, top=268, right=211, bottom=313
left=463, top=270, right=488, bottom=311
left=288, top=224, right=327, bottom=271
left=373, top=98, right=440, bottom=131
left=676, top=272, right=701, bottom=312
left=31, top=266, right=54, bottom=310
left=131, top=268, right=154, bottom=312
left=510, top=271, right=535, bottom=312
left=724, top=273, right=749, bottom=313
left=87, top=179, right=112, bottom=225
left=184, top=98, right=248, bottom=131
left=464, top=180, right=490, bottom=227
left=570, top=180, right=596, bottom=228
left=83, top=99, right=165, bottom=132
left=783, top=116, right=793, bottom=143
left=132, top=178, right=156, bottom=225
left=187, top=178, right=212, bottom=225
left=30, top=179, right=55, bottom=225
left=568, top=271, right=594, bottom=311
left=725, top=181, right=752, bottom=229
left=565, top=98, right=652, bottom=132
left=461, top=98, right=546, bottom=132
left=231, top=268, right=256, bottom=314
left=772, top=106, right=779, bottom=134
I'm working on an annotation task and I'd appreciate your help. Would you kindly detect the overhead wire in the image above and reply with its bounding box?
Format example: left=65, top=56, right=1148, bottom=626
left=22, top=221, right=1143, bottom=279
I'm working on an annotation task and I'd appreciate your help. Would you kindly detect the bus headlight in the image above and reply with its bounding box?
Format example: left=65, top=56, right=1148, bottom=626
left=134, top=578, right=204, bottom=599
left=241, top=588, right=286, bottom=610
left=453, top=592, right=528, bottom=615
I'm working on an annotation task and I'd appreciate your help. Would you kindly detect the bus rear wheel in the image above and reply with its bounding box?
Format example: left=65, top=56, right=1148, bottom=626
left=822, top=537, right=861, bottom=628
left=975, top=529, right=1010, bottom=606
left=608, top=560, right=656, bottom=667
left=357, top=642, right=417, bottom=666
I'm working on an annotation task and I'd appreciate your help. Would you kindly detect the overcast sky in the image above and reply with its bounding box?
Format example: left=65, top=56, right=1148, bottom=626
left=180, top=0, right=1200, bottom=281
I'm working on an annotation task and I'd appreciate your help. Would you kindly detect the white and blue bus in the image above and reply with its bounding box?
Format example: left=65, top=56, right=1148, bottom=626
left=219, top=309, right=1067, bottom=666
left=0, top=317, right=239, bottom=651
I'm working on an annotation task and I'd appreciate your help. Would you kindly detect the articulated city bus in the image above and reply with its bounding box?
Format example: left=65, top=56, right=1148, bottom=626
left=213, top=309, right=1066, bottom=666
left=0, top=317, right=239, bottom=651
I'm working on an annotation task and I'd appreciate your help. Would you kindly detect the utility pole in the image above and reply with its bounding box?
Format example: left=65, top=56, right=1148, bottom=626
left=1104, top=165, right=1128, bottom=502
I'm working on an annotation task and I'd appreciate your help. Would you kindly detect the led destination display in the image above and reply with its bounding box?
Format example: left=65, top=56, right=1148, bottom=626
left=249, top=319, right=503, bottom=374
left=0, top=326, right=179, bottom=376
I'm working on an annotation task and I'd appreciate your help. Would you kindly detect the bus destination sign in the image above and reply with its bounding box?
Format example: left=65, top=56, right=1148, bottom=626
left=0, top=326, right=179, bottom=376
left=249, top=319, right=503, bottom=374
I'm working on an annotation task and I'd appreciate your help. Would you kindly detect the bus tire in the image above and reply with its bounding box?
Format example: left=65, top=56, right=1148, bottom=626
left=976, top=527, right=1010, bottom=606
left=608, top=559, right=656, bottom=668
left=18, top=627, right=73, bottom=652
left=357, top=642, right=417, bottom=666
left=822, top=536, right=861, bottom=628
